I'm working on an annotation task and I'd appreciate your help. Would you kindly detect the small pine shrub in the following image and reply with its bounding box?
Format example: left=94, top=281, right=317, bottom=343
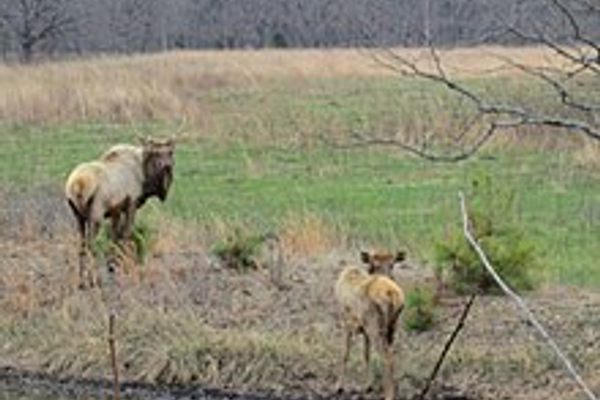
left=435, top=173, right=538, bottom=294
left=212, top=229, right=266, bottom=271
left=403, top=287, right=436, bottom=332
left=130, top=220, right=153, bottom=262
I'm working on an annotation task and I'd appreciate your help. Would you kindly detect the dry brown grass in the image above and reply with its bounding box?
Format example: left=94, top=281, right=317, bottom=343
left=279, top=213, right=340, bottom=258
left=388, top=46, right=575, bottom=77
left=571, top=140, right=600, bottom=170
left=2, top=191, right=600, bottom=399
left=0, top=46, right=574, bottom=126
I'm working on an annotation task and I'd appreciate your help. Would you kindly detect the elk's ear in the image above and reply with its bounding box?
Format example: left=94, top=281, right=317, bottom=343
left=360, top=251, right=370, bottom=264
left=395, top=251, right=406, bottom=263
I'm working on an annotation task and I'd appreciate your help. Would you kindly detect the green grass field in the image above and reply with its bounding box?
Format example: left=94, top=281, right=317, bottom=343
left=2, top=117, right=599, bottom=287
left=1, top=55, right=598, bottom=287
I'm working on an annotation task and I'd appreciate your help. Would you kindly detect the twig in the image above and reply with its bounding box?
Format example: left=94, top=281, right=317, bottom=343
left=106, top=256, right=121, bottom=400
left=418, top=293, right=476, bottom=400
left=108, top=312, right=120, bottom=400
left=459, top=192, right=598, bottom=400
left=319, top=121, right=500, bottom=163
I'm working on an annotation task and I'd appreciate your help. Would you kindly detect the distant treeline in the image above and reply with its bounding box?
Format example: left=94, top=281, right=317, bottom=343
left=0, top=0, right=598, bottom=61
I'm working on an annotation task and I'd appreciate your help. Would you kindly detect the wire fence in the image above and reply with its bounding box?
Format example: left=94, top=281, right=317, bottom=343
left=460, top=191, right=598, bottom=400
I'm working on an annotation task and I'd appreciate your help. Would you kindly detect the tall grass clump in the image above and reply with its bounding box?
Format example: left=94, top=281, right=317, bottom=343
left=403, top=286, right=437, bottom=332
left=92, top=219, right=155, bottom=264
left=0, top=47, right=580, bottom=149
left=211, top=227, right=269, bottom=271
left=435, top=173, right=539, bottom=294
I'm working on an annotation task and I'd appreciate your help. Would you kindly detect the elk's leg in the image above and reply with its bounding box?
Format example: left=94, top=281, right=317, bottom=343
left=108, top=208, right=129, bottom=278
left=362, top=331, right=374, bottom=392
left=109, top=209, right=121, bottom=243
left=68, top=200, right=89, bottom=290
left=120, top=197, right=138, bottom=273
left=116, top=211, right=128, bottom=240
left=382, top=344, right=396, bottom=400
left=337, top=328, right=354, bottom=393
left=366, top=306, right=388, bottom=397
left=121, top=196, right=136, bottom=241
left=86, top=218, right=101, bottom=288
left=77, top=219, right=88, bottom=289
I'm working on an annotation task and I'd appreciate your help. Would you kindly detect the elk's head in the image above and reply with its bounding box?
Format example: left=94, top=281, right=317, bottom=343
left=141, top=137, right=176, bottom=202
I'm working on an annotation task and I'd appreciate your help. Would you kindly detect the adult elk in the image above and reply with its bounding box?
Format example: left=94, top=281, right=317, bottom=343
left=65, top=137, right=175, bottom=288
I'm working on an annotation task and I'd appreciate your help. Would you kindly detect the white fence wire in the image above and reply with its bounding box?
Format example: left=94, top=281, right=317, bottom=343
left=459, top=191, right=598, bottom=400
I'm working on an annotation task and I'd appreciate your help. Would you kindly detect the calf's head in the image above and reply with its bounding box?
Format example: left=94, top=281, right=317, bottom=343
left=360, top=250, right=406, bottom=276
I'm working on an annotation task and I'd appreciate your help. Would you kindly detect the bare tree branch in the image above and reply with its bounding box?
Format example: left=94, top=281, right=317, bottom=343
left=550, top=0, right=600, bottom=56
left=350, top=1, right=600, bottom=162
left=506, top=23, right=600, bottom=76
left=493, top=53, right=600, bottom=113
left=0, top=0, right=75, bottom=61
left=320, top=121, right=502, bottom=163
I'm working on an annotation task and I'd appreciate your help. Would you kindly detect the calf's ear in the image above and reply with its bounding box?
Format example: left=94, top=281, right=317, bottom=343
left=395, top=251, right=406, bottom=263
left=360, top=251, right=371, bottom=264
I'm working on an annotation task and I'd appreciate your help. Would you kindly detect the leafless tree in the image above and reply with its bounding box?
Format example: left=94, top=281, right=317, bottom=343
left=350, top=0, right=600, bottom=161
left=0, top=0, right=598, bottom=67
left=0, top=0, right=75, bottom=61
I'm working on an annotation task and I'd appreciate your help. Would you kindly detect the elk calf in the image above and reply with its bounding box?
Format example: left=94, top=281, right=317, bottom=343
left=335, top=250, right=406, bottom=400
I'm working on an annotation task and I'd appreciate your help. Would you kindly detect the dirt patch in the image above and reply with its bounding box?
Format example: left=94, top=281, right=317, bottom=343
left=0, top=366, right=317, bottom=400
left=0, top=368, right=477, bottom=400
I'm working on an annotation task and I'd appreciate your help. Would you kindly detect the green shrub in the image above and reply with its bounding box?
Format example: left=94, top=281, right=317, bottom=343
left=91, top=219, right=154, bottom=263
left=130, top=220, right=153, bottom=262
left=403, top=287, right=436, bottom=332
left=435, top=173, right=538, bottom=294
left=211, top=229, right=267, bottom=271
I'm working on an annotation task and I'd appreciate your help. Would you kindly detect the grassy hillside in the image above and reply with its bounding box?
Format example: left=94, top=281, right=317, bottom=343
left=0, top=45, right=599, bottom=287
left=0, top=48, right=599, bottom=400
